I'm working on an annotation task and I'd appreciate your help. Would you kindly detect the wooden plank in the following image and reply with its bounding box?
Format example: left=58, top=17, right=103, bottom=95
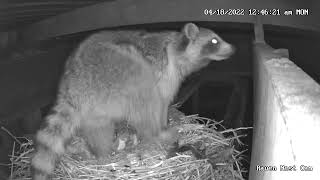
left=0, top=8, right=71, bottom=16
left=20, top=0, right=254, bottom=41
left=254, top=15, right=265, bottom=43
left=250, top=42, right=320, bottom=180
left=0, top=13, right=60, bottom=20
left=0, top=1, right=100, bottom=9
left=20, top=0, right=320, bottom=42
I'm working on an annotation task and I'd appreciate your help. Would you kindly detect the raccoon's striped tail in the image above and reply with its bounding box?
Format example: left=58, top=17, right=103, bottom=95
left=31, top=103, right=77, bottom=180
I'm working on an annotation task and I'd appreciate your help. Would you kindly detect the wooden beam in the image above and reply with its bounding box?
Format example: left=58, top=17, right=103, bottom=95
left=0, top=8, right=71, bottom=16
left=0, top=1, right=99, bottom=9
left=0, top=13, right=59, bottom=20
left=20, top=0, right=320, bottom=42
left=254, top=16, right=265, bottom=43
left=20, top=0, right=253, bottom=41
left=250, top=40, right=320, bottom=180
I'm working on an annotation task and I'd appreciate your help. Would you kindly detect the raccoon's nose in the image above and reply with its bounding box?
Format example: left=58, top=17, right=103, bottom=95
left=220, top=43, right=236, bottom=57
left=229, top=45, right=236, bottom=56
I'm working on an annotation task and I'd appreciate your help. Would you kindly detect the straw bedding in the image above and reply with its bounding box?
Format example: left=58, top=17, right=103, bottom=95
left=8, top=107, right=248, bottom=180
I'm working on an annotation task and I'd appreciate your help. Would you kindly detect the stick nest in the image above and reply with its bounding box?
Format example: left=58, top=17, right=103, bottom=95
left=8, top=107, right=249, bottom=180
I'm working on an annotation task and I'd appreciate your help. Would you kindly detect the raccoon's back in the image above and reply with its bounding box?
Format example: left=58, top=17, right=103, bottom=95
left=58, top=32, right=158, bottom=107
left=84, top=30, right=176, bottom=70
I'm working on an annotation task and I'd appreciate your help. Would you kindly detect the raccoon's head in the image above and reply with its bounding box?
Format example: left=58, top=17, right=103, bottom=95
left=181, top=23, right=235, bottom=62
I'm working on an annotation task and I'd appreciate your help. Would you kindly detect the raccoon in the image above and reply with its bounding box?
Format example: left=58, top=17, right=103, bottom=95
left=31, top=23, right=234, bottom=179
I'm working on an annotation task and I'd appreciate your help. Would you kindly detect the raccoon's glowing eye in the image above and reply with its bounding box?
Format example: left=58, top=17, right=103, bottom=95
left=211, top=38, right=218, bottom=44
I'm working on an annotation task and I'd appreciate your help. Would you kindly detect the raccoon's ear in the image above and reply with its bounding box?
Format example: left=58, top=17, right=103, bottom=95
left=183, top=23, right=199, bottom=40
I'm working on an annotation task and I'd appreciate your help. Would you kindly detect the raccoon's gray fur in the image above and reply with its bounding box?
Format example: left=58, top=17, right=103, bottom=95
left=31, top=23, right=234, bottom=179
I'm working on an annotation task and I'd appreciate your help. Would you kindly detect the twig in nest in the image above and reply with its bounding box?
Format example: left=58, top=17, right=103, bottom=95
left=1, top=126, right=22, bottom=145
left=11, top=141, right=15, bottom=177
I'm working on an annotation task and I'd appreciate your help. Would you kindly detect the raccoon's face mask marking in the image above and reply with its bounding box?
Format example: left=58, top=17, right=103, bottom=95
left=200, top=37, right=220, bottom=55
left=202, top=35, right=235, bottom=61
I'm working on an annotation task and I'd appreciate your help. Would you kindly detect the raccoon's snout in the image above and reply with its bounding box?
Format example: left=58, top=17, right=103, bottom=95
left=228, top=44, right=236, bottom=56
left=220, top=43, right=235, bottom=57
left=214, top=43, right=235, bottom=60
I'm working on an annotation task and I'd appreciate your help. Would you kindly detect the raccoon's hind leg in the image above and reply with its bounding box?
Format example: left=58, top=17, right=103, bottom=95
left=128, top=94, right=179, bottom=146
left=127, top=88, right=166, bottom=142
left=158, top=103, right=180, bottom=145
left=80, top=117, right=115, bottom=159
left=161, top=103, right=169, bottom=129
left=31, top=103, right=78, bottom=180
